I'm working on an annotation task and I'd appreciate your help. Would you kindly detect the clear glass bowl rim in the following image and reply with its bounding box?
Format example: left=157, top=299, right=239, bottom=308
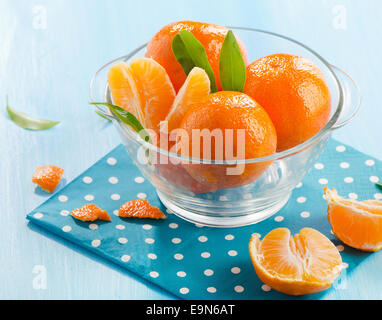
left=90, top=26, right=347, bottom=165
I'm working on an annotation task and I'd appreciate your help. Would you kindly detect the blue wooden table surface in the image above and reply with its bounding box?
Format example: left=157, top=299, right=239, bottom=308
left=1, top=0, right=381, bottom=299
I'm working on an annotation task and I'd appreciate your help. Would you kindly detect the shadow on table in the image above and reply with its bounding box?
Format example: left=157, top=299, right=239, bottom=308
left=34, top=178, right=67, bottom=196
left=27, top=220, right=177, bottom=300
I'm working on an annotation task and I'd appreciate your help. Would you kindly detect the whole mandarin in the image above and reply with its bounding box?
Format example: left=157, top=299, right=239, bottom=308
left=177, top=91, right=277, bottom=190
left=244, top=53, right=331, bottom=151
left=145, top=20, right=249, bottom=92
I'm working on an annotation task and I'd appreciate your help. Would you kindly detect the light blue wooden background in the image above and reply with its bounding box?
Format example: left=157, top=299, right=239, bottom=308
left=1, top=0, right=381, bottom=299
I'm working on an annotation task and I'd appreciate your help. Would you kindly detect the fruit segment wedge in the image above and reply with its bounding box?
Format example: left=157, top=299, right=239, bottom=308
left=165, top=67, right=210, bottom=132
left=129, top=58, right=176, bottom=130
left=249, top=227, right=342, bottom=295
left=324, top=187, right=382, bottom=251
left=108, top=61, right=144, bottom=125
left=108, top=58, right=176, bottom=131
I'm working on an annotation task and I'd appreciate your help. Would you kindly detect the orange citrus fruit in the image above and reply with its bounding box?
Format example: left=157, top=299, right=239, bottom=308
left=108, top=58, right=175, bottom=130
left=108, top=61, right=144, bottom=124
left=152, top=130, right=219, bottom=194
left=145, top=20, right=249, bottom=92
left=244, top=53, right=331, bottom=151
left=249, top=228, right=342, bottom=295
left=71, top=204, right=111, bottom=222
left=153, top=131, right=218, bottom=194
left=324, top=187, right=382, bottom=252
left=165, top=67, right=210, bottom=132
left=177, top=91, right=277, bottom=190
left=118, top=199, right=166, bottom=219
left=32, top=165, right=64, bottom=193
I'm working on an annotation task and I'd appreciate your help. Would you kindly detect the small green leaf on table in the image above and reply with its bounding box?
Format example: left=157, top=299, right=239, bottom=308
left=6, top=95, right=59, bottom=130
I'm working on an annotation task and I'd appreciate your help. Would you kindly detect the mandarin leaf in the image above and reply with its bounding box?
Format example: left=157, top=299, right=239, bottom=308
left=172, top=30, right=217, bottom=93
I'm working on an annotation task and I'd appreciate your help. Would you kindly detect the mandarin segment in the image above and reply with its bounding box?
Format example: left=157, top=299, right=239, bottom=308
left=165, top=67, right=210, bottom=132
left=108, top=58, right=175, bottom=131
left=129, top=57, right=176, bottom=130
left=108, top=61, right=145, bottom=124
left=71, top=204, right=111, bottom=222
left=32, top=165, right=64, bottom=193
left=244, top=53, right=331, bottom=151
left=118, top=199, right=166, bottom=219
left=249, top=227, right=342, bottom=295
left=324, top=187, right=382, bottom=252
left=145, top=20, right=248, bottom=91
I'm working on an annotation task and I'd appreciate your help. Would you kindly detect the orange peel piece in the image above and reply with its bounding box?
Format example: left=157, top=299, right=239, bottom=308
left=71, top=204, right=111, bottom=222
left=32, top=165, right=64, bottom=193
left=118, top=199, right=166, bottom=219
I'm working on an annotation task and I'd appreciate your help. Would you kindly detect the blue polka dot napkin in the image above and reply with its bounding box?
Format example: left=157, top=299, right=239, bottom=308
left=27, top=139, right=382, bottom=299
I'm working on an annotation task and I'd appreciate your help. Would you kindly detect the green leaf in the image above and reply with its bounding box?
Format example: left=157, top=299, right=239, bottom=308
left=6, top=95, right=59, bottom=130
left=95, top=110, right=111, bottom=122
left=89, top=102, right=150, bottom=143
left=376, top=182, right=382, bottom=190
left=219, top=30, right=246, bottom=92
left=172, top=30, right=217, bottom=93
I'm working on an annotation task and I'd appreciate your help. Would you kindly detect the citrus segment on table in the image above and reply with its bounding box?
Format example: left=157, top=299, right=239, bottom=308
left=249, top=227, right=342, bottom=295
left=177, top=91, right=277, bottom=190
left=145, top=20, right=248, bottom=92
left=71, top=204, right=111, bottom=222
left=324, top=187, right=382, bottom=252
left=165, top=67, right=210, bottom=132
left=118, top=199, right=166, bottom=219
left=32, top=165, right=64, bottom=193
left=244, top=53, right=331, bottom=151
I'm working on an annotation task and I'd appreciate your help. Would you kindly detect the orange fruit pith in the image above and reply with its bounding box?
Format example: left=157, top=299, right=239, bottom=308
left=249, top=228, right=342, bottom=296
left=178, top=91, right=277, bottom=190
left=145, top=20, right=249, bottom=92
left=32, top=165, right=64, bottom=193
left=244, top=53, right=331, bottom=151
left=71, top=204, right=111, bottom=222
left=165, top=67, right=210, bottom=132
left=118, top=199, right=166, bottom=219
left=108, top=58, right=175, bottom=131
left=324, top=187, right=382, bottom=252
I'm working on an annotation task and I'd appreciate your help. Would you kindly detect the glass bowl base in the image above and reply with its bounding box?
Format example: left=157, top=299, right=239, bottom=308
left=157, top=191, right=291, bottom=228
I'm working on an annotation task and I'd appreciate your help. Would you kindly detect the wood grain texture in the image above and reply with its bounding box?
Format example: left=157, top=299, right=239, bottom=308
left=0, top=0, right=381, bottom=299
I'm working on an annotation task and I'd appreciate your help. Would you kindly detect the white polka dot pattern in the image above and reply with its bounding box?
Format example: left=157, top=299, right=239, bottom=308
left=179, top=287, right=189, bottom=294
left=83, top=176, right=93, bottom=184
left=58, top=195, right=68, bottom=202
left=108, top=177, right=118, bottom=184
left=34, top=212, right=43, bottom=219
left=84, top=194, right=94, bottom=201
left=177, top=271, right=186, bottom=277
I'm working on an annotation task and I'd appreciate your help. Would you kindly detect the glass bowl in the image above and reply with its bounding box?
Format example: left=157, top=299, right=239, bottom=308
left=90, top=27, right=360, bottom=227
